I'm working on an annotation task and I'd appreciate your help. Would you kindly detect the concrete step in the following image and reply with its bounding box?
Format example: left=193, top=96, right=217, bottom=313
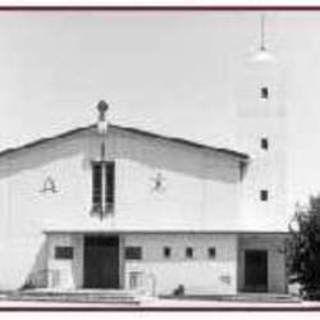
left=3, top=289, right=141, bottom=304
left=162, top=293, right=301, bottom=303
left=226, top=294, right=300, bottom=303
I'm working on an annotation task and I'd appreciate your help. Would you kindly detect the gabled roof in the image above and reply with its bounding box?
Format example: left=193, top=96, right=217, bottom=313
left=0, top=123, right=249, bottom=161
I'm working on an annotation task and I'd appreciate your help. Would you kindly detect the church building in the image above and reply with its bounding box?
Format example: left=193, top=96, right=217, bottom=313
left=0, top=18, right=290, bottom=297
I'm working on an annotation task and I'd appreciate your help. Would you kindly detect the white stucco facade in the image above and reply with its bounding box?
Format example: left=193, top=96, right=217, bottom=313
left=43, top=231, right=288, bottom=295
left=0, top=123, right=289, bottom=295
left=235, top=55, right=289, bottom=232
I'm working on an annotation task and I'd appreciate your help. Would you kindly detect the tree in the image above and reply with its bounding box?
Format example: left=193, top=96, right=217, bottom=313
left=288, top=195, right=320, bottom=300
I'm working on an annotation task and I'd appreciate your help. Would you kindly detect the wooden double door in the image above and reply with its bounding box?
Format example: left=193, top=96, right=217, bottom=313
left=83, top=236, right=119, bottom=289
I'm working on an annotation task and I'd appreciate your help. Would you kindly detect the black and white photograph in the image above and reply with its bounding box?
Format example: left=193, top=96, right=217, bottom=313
left=0, top=6, right=320, bottom=311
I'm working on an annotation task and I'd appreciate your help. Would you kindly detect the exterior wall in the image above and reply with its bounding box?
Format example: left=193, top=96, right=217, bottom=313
left=124, top=233, right=238, bottom=295
left=44, top=232, right=238, bottom=295
left=238, top=234, right=288, bottom=294
left=235, top=57, right=289, bottom=232
left=0, top=127, right=242, bottom=290
left=46, top=233, right=126, bottom=290
left=33, top=232, right=289, bottom=295
left=113, top=129, right=242, bottom=231
left=0, top=132, right=90, bottom=290
left=47, top=234, right=83, bottom=289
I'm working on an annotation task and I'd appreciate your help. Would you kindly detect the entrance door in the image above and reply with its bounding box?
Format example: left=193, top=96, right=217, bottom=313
left=83, top=236, right=119, bottom=289
left=244, top=250, right=268, bottom=292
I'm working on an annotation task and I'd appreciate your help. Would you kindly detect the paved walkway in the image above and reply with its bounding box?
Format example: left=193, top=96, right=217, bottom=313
left=0, top=290, right=318, bottom=310
left=0, top=298, right=319, bottom=310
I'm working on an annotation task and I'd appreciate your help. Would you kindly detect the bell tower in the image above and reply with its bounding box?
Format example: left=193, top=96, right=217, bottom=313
left=236, top=14, right=288, bottom=231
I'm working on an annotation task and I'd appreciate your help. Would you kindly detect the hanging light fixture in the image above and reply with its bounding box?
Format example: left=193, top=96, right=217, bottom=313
left=252, top=13, right=275, bottom=63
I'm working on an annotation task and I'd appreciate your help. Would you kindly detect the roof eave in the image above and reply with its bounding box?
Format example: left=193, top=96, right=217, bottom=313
left=0, top=123, right=250, bottom=161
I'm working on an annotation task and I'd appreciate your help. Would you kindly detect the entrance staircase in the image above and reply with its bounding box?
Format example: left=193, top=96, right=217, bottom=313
left=162, top=293, right=300, bottom=303
left=2, top=289, right=141, bottom=304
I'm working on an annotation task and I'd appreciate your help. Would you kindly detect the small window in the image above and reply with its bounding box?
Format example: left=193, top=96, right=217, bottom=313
left=208, top=247, right=216, bottom=259
left=185, top=247, right=193, bottom=259
left=55, top=246, right=73, bottom=260
left=125, top=247, right=142, bottom=260
left=261, top=138, right=269, bottom=150
left=261, top=87, right=269, bottom=99
left=260, top=190, right=269, bottom=201
left=163, top=247, right=171, bottom=259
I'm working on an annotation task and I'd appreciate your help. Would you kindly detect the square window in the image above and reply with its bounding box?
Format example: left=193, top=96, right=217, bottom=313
left=125, top=247, right=142, bottom=260
left=260, top=190, right=269, bottom=201
left=261, top=87, right=269, bottom=99
left=261, top=138, right=269, bottom=150
left=163, top=247, right=171, bottom=259
left=55, top=246, right=73, bottom=260
left=186, top=247, right=193, bottom=259
left=208, top=247, right=216, bottom=259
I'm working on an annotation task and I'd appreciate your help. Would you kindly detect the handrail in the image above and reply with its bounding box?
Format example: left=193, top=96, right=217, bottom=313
left=145, top=272, right=157, bottom=297
left=128, top=270, right=157, bottom=296
left=21, top=269, right=60, bottom=290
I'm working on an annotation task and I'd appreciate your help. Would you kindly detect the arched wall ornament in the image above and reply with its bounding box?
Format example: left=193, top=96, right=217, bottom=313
left=40, top=176, right=58, bottom=193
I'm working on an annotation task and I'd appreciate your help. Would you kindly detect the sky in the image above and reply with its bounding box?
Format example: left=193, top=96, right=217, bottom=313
left=0, top=10, right=320, bottom=208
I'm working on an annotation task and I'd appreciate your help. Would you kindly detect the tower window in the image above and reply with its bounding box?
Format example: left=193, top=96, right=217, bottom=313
left=163, top=247, right=171, bottom=259
left=261, top=138, right=269, bottom=150
left=260, top=190, right=269, bottom=201
left=186, top=247, right=194, bottom=259
left=261, top=87, right=269, bottom=99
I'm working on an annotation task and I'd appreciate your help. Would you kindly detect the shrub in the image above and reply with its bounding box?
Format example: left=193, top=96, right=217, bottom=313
left=288, top=195, right=320, bottom=300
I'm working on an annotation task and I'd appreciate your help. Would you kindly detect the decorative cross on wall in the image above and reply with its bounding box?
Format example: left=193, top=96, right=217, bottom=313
left=151, top=172, right=166, bottom=193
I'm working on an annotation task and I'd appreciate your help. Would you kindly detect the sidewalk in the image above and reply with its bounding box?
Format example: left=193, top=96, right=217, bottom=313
left=0, top=298, right=319, bottom=311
